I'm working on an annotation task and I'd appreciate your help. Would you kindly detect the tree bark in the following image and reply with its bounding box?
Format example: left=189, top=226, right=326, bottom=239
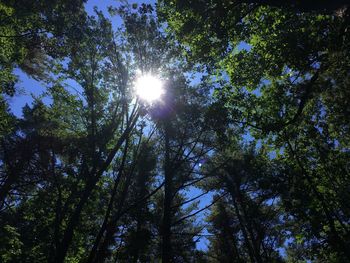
left=161, top=123, right=173, bottom=263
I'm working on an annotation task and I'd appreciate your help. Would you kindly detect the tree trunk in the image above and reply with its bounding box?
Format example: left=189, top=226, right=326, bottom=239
left=87, top=140, right=129, bottom=263
left=225, top=177, right=262, bottom=263
left=162, top=123, right=173, bottom=263
left=54, top=176, right=98, bottom=263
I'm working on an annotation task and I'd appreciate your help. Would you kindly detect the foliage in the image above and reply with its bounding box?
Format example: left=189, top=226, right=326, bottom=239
left=158, top=0, right=350, bottom=261
left=1, top=1, right=350, bottom=263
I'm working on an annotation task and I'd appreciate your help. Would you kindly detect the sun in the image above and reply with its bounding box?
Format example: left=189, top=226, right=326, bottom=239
left=134, top=74, right=164, bottom=103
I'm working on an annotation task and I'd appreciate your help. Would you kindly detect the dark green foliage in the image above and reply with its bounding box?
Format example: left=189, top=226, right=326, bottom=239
left=0, top=0, right=87, bottom=138
left=1, top=1, right=350, bottom=263
left=159, top=1, right=350, bottom=262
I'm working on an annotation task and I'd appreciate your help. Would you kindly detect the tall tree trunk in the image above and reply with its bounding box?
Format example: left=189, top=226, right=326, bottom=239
left=93, top=174, right=134, bottom=263
left=53, top=115, right=138, bottom=263
left=225, top=177, right=262, bottom=263
left=218, top=202, right=242, bottom=262
left=230, top=191, right=257, bottom=263
left=162, top=123, right=173, bottom=263
left=54, top=176, right=98, bottom=263
left=87, top=140, right=129, bottom=263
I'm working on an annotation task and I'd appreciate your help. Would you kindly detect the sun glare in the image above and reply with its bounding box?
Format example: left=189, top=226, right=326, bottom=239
left=134, top=74, right=164, bottom=103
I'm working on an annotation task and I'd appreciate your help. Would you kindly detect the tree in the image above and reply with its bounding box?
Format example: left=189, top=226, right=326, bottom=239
left=0, top=0, right=87, bottom=138
left=159, top=1, right=350, bottom=261
left=1, top=9, right=141, bottom=262
left=200, top=140, right=284, bottom=263
left=109, top=5, right=214, bottom=262
left=3, top=0, right=350, bottom=262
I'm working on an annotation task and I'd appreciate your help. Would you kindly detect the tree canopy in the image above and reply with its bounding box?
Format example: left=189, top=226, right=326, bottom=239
left=1, top=1, right=350, bottom=262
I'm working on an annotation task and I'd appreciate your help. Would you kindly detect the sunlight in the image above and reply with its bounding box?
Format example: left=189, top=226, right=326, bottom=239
left=134, top=74, right=164, bottom=103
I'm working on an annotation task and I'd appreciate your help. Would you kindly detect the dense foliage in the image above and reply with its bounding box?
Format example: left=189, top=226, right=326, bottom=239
left=1, top=1, right=350, bottom=262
